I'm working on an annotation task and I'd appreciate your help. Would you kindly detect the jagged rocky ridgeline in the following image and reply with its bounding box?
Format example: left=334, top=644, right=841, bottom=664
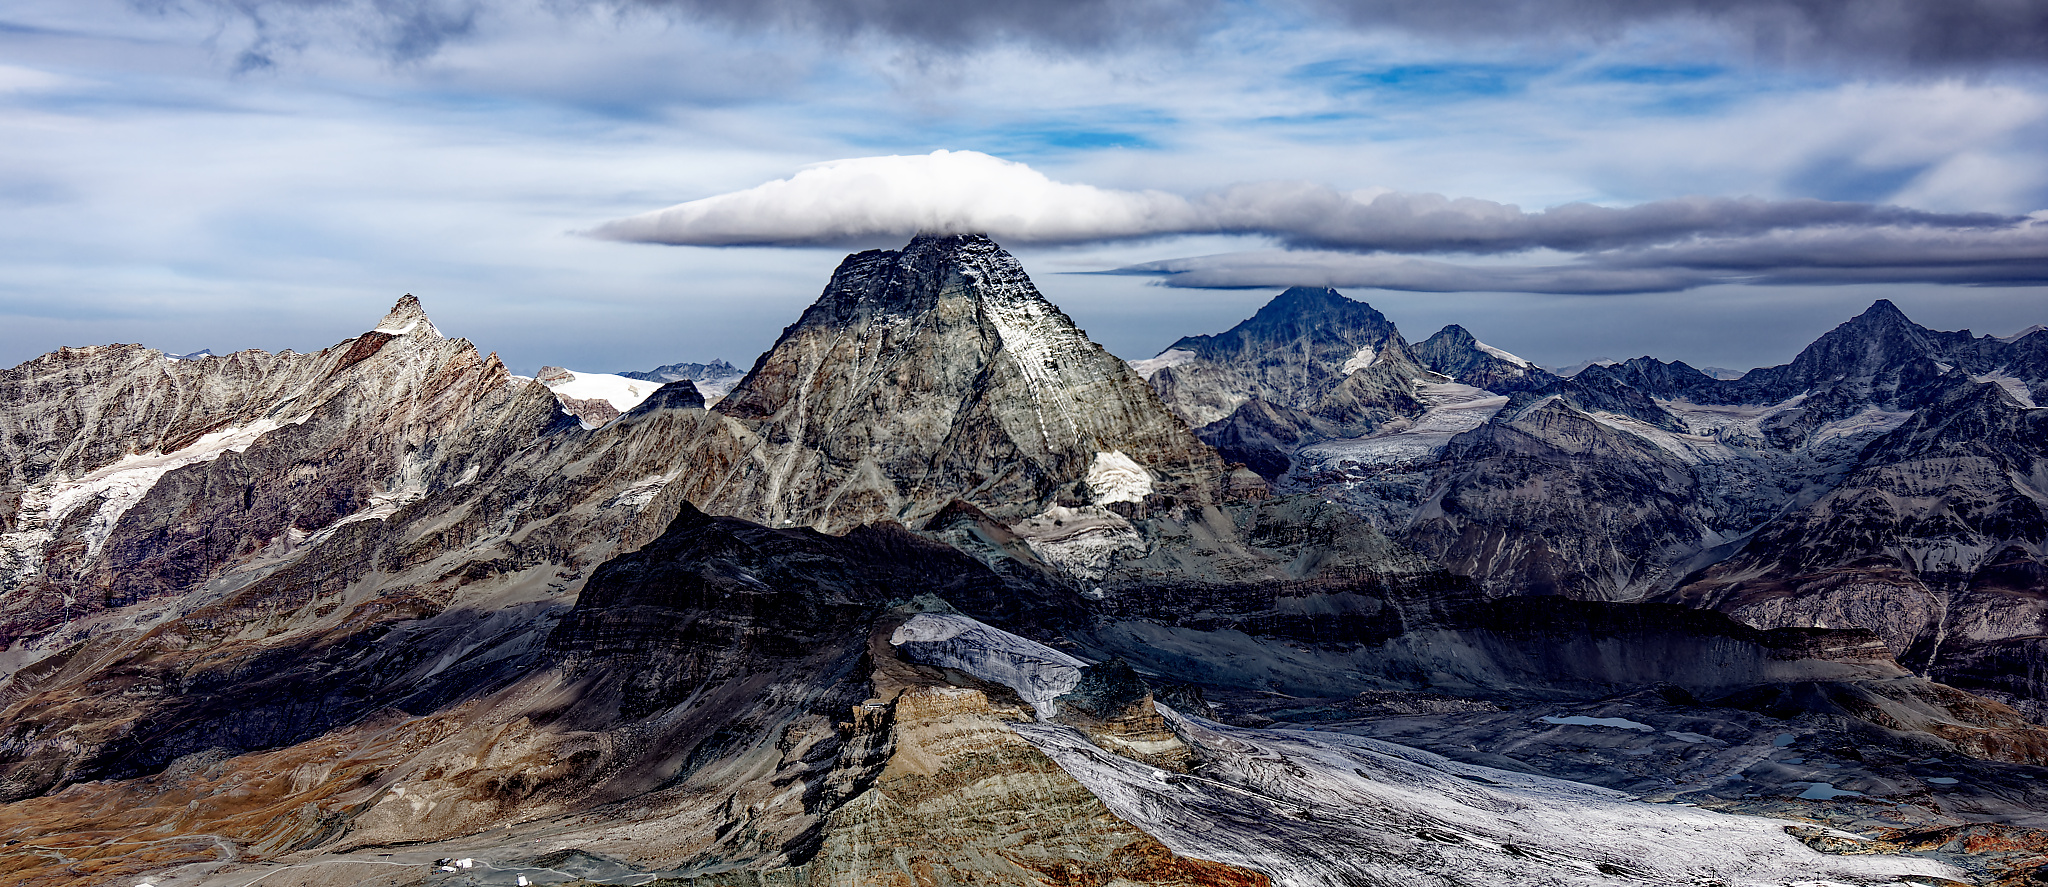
left=1145, top=288, right=2048, bottom=707
left=0, top=235, right=2041, bottom=886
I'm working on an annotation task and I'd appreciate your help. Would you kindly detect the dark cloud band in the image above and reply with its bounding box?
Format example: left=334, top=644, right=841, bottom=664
left=1116, top=223, right=2048, bottom=293
left=143, top=0, right=2048, bottom=69
left=1307, top=0, right=2048, bottom=71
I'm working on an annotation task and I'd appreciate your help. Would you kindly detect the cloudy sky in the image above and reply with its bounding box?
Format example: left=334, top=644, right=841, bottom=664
left=4, top=0, right=2046, bottom=376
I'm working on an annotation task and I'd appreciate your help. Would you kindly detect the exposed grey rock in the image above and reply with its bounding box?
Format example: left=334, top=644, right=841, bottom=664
left=1670, top=374, right=2048, bottom=699
left=1145, top=288, right=1431, bottom=479
left=690, top=233, right=1227, bottom=532
left=1144, top=286, right=1405, bottom=428
left=1412, top=323, right=1539, bottom=390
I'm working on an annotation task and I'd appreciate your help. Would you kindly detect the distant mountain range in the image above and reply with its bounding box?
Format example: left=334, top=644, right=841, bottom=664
left=1549, top=358, right=1745, bottom=380
left=617, top=359, right=747, bottom=400
left=2, top=235, right=2043, bottom=887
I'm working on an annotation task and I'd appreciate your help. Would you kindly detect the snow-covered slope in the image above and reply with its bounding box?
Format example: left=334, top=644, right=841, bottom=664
left=892, top=612, right=1084, bottom=718
left=538, top=370, right=662, bottom=412
left=1128, top=348, right=1197, bottom=380
left=536, top=367, right=668, bottom=426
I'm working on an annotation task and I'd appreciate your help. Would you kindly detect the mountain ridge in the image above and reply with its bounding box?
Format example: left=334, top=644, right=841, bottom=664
left=0, top=238, right=2043, bottom=887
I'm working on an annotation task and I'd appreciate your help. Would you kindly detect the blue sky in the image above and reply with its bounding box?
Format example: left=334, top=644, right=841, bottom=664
left=3, top=0, right=2045, bottom=375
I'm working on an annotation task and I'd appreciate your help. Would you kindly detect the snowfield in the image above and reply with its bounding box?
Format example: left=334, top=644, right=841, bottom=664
left=1293, top=380, right=1508, bottom=468
left=1128, top=348, right=1199, bottom=380
left=539, top=370, right=665, bottom=414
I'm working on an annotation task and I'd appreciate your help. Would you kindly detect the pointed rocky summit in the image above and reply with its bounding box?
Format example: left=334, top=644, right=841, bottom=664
left=697, top=233, right=1224, bottom=531
left=371, top=293, right=442, bottom=338
left=1141, top=286, right=1404, bottom=427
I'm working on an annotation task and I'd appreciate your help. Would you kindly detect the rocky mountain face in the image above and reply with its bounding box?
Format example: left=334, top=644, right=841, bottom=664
left=1, top=237, right=2044, bottom=887
left=0, top=297, right=561, bottom=648
left=1141, top=286, right=1404, bottom=425
left=690, top=233, right=1228, bottom=532
left=1669, top=373, right=2048, bottom=702
left=1138, top=287, right=1431, bottom=479
left=1149, top=288, right=2046, bottom=708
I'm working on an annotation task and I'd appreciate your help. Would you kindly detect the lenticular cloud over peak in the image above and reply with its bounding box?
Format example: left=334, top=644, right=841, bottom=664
left=592, top=150, right=1195, bottom=247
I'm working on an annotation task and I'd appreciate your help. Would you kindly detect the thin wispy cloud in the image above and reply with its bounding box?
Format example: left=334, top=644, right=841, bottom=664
left=1111, top=251, right=1710, bottom=294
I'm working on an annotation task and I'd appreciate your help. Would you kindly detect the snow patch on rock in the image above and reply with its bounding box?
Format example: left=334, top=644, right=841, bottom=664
left=1128, top=348, right=1198, bottom=380
left=1086, top=450, right=1153, bottom=505
left=3, top=417, right=306, bottom=585
left=891, top=613, right=1086, bottom=718
left=540, top=370, right=663, bottom=414
left=1014, top=504, right=1148, bottom=583
left=1474, top=340, right=1531, bottom=368
left=1808, top=406, right=1914, bottom=445
left=1974, top=371, right=2039, bottom=409
left=1292, top=381, right=1508, bottom=469
left=1340, top=344, right=1378, bottom=375
left=603, top=473, right=677, bottom=513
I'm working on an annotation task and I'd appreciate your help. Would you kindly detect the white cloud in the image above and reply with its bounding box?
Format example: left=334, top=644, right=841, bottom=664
left=593, top=150, right=1197, bottom=246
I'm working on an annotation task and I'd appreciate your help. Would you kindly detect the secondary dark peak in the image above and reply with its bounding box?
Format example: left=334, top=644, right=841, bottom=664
left=1167, top=285, right=1399, bottom=360
left=1749, top=299, right=1943, bottom=388
left=1412, top=323, right=1540, bottom=384
left=1421, top=323, right=1475, bottom=349
left=621, top=379, right=706, bottom=416
left=1820, top=298, right=1935, bottom=345
left=1579, top=356, right=1718, bottom=398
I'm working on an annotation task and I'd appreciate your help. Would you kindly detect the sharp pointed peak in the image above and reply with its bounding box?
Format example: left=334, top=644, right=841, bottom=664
left=373, top=293, right=441, bottom=338
left=1847, top=299, right=1915, bottom=326
left=1247, top=285, right=1388, bottom=325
